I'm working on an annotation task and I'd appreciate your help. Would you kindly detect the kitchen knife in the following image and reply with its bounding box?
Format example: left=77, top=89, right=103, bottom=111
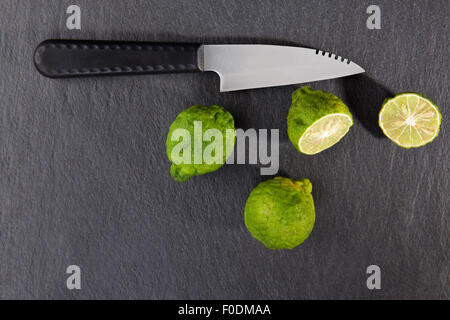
left=34, top=39, right=365, bottom=92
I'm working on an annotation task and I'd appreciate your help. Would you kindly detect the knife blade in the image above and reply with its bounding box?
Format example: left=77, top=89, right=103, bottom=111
left=199, top=45, right=365, bottom=92
left=34, top=40, right=364, bottom=92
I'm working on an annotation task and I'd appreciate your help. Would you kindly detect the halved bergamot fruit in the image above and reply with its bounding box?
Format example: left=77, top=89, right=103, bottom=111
left=379, top=93, right=441, bottom=149
left=287, top=87, right=353, bottom=155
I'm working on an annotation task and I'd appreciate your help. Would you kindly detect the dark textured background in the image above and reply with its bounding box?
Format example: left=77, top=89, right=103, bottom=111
left=0, top=0, right=448, bottom=299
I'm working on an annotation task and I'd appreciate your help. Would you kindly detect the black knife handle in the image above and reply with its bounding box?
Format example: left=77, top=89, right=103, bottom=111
left=34, top=39, right=202, bottom=78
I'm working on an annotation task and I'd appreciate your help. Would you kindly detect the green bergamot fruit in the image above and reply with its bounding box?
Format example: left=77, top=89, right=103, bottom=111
left=287, top=86, right=353, bottom=155
left=244, top=177, right=315, bottom=250
left=379, top=93, right=441, bottom=148
left=166, top=105, right=236, bottom=182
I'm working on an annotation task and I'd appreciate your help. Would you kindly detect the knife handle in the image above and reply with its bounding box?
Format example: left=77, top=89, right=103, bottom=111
left=34, top=39, right=202, bottom=78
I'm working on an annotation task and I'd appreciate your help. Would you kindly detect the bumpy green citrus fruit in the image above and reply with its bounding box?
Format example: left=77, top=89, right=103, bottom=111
left=166, top=105, right=236, bottom=182
left=379, top=93, right=441, bottom=148
left=244, top=177, right=315, bottom=250
left=287, top=87, right=353, bottom=155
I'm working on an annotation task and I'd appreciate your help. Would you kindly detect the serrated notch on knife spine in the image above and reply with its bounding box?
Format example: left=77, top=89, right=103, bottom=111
left=315, top=50, right=351, bottom=64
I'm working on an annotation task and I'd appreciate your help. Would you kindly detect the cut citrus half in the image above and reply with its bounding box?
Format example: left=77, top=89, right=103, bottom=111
left=298, top=113, right=353, bottom=155
left=379, top=93, right=441, bottom=148
left=287, top=87, right=354, bottom=155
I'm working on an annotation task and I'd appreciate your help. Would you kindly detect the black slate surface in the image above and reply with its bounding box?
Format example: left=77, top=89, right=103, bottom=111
left=0, top=0, right=447, bottom=299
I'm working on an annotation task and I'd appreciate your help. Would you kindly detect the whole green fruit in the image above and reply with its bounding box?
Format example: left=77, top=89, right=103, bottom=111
left=245, top=177, right=315, bottom=250
left=166, top=105, right=236, bottom=182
